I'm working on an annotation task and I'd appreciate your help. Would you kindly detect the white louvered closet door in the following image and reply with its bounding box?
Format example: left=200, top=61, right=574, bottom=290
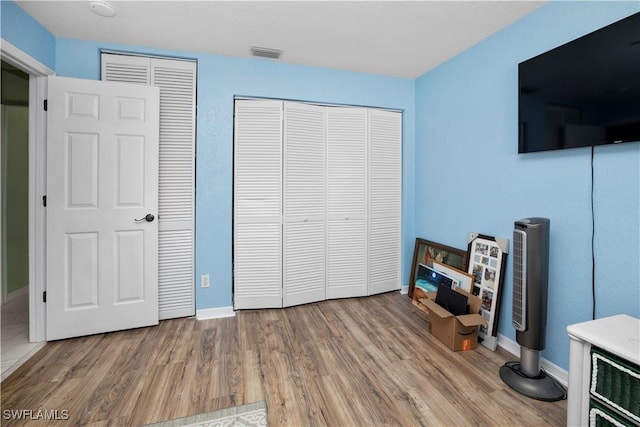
left=283, top=102, right=326, bottom=307
left=368, top=109, right=402, bottom=295
left=234, top=100, right=283, bottom=309
left=326, top=107, right=367, bottom=299
left=102, top=53, right=196, bottom=319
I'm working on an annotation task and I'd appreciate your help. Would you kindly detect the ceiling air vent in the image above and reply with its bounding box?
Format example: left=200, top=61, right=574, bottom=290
left=250, top=46, right=282, bottom=60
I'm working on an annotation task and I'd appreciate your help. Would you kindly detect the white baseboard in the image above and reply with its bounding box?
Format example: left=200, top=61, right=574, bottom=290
left=5, top=286, right=28, bottom=303
left=497, top=333, right=568, bottom=387
left=497, top=333, right=521, bottom=357
left=399, top=285, right=409, bottom=295
left=196, top=306, right=235, bottom=320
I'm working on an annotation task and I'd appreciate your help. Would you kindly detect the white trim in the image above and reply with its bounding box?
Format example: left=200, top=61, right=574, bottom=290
left=399, top=285, right=409, bottom=295
left=31, top=76, right=48, bottom=343
left=497, top=332, right=520, bottom=356
left=497, top=333, right=569, bottom=387
left=100, top=49, right=196, bottom=63
left=0, top=39, right=54, bottom=76
left=1, top=39, right=55, bottom=343
left=531, top=348, right=569, bottom=386
left=234, top=95, right=403, bottom=114
left=196, top=306, right=236, bottom=320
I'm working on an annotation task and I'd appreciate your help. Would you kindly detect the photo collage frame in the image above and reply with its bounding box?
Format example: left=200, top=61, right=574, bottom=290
left=465, top=233, right=509, bottom=351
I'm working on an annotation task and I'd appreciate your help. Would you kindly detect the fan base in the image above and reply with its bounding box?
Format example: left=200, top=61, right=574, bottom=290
left=499, top=362, right=566, bottom=402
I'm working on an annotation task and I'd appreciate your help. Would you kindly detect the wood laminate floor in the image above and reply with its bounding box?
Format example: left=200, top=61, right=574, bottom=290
left=1, top=292, right=567, bottom=426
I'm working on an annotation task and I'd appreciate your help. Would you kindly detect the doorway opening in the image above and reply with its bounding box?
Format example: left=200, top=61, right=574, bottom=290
left=0, top=60, right=41, bottom=379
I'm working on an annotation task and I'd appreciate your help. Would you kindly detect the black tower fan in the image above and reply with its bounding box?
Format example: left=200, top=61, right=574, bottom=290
left=499, top=218, right=565, bottom=401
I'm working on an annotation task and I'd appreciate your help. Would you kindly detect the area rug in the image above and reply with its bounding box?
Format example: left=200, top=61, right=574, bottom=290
left=143, top=401, right=268, bottom=427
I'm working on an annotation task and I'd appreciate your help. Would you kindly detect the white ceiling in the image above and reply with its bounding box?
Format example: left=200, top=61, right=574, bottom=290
left=16, top=1, right=547, bottom=78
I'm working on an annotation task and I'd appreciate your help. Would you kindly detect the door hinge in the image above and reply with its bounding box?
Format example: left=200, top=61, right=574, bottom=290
left=44, top=99, right=48, bottom=111
left=42, top=291, right=47, bottom=303
left=43, top=195, right=47, bottom=207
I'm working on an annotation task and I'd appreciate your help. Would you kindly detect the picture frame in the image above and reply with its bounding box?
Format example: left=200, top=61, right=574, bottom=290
left=408, top=238, right=466, bottom=298
left=431, top=260, right=474, bottom=293
left=464, top=233, right=509, bottom=351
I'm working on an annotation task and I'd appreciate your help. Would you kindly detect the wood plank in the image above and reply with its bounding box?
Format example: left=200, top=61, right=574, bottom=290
left=0, top=292, right=567, bottom=426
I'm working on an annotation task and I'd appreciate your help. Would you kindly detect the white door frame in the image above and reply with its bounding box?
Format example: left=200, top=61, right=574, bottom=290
left=1, top=39, right=54, bottom=342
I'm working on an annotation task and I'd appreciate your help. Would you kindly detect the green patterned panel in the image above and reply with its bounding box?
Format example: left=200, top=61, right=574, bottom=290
left=590, top=347, right=640, bottom=426
left=590, top=399, right=635, bottom=427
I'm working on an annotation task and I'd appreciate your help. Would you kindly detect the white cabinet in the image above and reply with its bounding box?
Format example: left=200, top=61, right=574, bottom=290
left=233, top=100, right=401, bottom=309
left=566, top=315, right=640, bottom=426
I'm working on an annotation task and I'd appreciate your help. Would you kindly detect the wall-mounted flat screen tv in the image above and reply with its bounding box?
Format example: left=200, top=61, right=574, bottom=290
left=519, top=12, right=640, bottom=153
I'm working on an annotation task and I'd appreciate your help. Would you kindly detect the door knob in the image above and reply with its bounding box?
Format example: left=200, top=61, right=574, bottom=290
left=135, top=214, right=155, bottom=222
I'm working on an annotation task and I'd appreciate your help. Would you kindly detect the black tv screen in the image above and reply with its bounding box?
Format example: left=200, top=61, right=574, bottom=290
left=519, top=12, right=640, bottom=153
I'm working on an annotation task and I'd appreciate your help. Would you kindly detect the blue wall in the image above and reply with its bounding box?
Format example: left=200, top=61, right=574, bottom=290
left=54, top=39, right=416, bottom=311
left=5, top=0, right=639, bottom=371
left=1, top=0, right=55, bottom=69
left=415, top=1, right=639, bottom=369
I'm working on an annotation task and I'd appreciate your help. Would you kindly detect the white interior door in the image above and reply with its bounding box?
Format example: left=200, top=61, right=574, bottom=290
left=283, top=102, right=326, bottom=307
left=326, top=106, right=368, bottom=299
left=368, top=109, right=402, bottom=295
left=101, top=53, right=197, bottom=320
left=46, top=75, right=160, bottom=340
left=233, top=99, right=283, bottom=309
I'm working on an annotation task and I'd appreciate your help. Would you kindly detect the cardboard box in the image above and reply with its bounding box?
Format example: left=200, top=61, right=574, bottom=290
left=414, top=289, right=485, bottom=351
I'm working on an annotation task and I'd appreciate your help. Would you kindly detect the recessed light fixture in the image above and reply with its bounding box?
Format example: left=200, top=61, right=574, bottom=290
left=250, top=46, right=283, bottom=60
left=89, top=1, right=116, bottom=18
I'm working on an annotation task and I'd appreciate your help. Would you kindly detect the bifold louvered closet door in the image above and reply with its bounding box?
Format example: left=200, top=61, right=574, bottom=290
left=283, top=102, right=327, bottom=307
left=326, top=106, right=368, bottom=299
left=101, top=53, right=196, bottom=320
left=368, top=109, right=402, bottom=295
left=233, top=99, right=401, bottom=310
left=233, top=100, right=283, bottom=309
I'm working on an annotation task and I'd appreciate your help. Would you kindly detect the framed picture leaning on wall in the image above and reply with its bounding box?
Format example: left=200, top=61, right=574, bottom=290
left=408, top=238, right=466, bottom=298
left=464, top=233, right=509, bottom=351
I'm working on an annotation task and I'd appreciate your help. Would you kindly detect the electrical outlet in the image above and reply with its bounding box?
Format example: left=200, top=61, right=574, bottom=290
left=200, top=274, right=210, bottom=288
